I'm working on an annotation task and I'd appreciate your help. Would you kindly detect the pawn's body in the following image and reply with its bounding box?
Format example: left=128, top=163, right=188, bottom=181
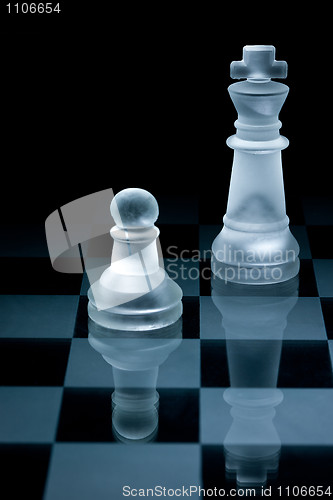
left=88, top=188, right=183, bottom=330
left=212, top=46, right=299, bottom=285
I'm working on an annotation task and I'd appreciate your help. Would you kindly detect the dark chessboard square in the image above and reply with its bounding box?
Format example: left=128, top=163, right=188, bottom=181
left=307, top=226, right=333, bottom=259
left=183, top=296, right=200, bottom=339
left=321, top=298, right=333, bottom=339
left=201, top=340, right=230, bottom=387
left=278, top=341, right=333, bottom=388
left=156, top=389, right=199, bottom=442
left=276, top=446, right=333, bottom=488
left=73, top=295, right=88, bottom=338
left=201, top=445, right=227, bottom=490
left=164, top=259, right=200, bottom=296
left=159, top=224, right=199, bottom=257
left=313, top=260, right=333, bottom=298
left=0, top=339, right=70, bottom=386
left=298, top=259, right=318, bottom=297
left=199, top=225, right=219, bottom=257
left=0, top=444, right=51, bottom=500
left=199, top=259, right=212, bottom=296
left=0, top=257, right=82, bottom=295
left=57, top=388, right=115, bottom=442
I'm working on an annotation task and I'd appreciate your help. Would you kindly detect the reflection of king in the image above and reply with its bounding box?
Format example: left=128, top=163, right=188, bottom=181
left=223, top=388, right=283, bottom=489
left=211, top=274, right=299, bottom=490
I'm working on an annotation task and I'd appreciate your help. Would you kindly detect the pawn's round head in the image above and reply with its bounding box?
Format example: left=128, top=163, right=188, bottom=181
left=110, top=188, right=159, bottom=228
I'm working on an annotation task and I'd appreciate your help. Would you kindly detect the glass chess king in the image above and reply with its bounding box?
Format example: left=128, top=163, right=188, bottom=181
left=212, top=45, right=300, bottom=284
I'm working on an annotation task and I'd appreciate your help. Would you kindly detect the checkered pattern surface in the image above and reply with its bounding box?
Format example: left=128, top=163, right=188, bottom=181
left=1, top=194, right=333, bottom=499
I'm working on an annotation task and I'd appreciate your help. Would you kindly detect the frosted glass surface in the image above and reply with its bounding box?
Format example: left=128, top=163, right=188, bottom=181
left=212, top=45, right=299, bottom=284
left=230, top=45, right=287, bottom=81
left=110, top=188, right=159, bottom=228
left=88, top=188, right=183, bottom=330
left=88, top=318, right=182, bottom=442
left=226, top=151, right=286, bottom=226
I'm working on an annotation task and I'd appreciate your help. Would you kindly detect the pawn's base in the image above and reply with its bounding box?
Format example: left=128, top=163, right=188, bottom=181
left=87, top=276, right=183, bottom=331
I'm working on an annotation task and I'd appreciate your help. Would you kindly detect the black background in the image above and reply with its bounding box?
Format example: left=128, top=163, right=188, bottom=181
left=1, top=3, right=331, bottom=226
left=1, top=7, right=333, bottom=495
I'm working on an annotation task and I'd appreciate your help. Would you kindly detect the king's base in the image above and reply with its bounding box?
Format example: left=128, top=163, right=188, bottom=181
left=211, top=255, right=300, bottom=285
left=211, top=224, right=300, bottom=285
left=87, top=276, right=183, bottom=331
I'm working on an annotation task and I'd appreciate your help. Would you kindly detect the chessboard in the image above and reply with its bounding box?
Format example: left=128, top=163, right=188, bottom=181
left=1, top=193, right=333, bottom=499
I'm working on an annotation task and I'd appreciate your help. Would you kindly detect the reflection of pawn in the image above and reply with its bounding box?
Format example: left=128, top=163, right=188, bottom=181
left=88, top=188, right=183, bottom=330
left=88, top=317, right=182, bottom=443
left=111, top=370, right=159, bottom=443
